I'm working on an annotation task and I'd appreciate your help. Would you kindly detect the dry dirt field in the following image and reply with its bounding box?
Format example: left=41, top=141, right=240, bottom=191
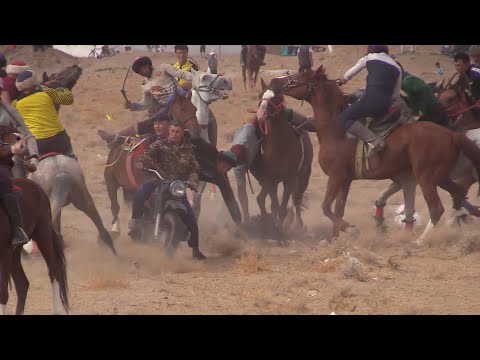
left=2, top=45, right=480, bottom=315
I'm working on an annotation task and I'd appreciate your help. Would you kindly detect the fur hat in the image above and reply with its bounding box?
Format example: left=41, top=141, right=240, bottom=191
left=132, top=56, right=152, bottom=73
left=16, top=70, right=37, bottom=91
left=230, top=144, right=249, bottom=165
left=6, top=60, right=29, bottom=75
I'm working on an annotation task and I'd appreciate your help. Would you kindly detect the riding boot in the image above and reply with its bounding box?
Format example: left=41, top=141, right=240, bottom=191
left=98, top=124, right=138, bottom=145
left=0, top=194, right=30, bottom=247
left=347, top=121, right=385, bottom=157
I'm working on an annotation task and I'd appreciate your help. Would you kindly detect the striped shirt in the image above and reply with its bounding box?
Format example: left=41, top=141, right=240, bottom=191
left=11, top=87, right=73, bottom=139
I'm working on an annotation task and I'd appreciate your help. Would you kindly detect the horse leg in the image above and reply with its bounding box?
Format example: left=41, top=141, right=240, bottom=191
left=242, top=68, right=247, bottom=90
left=374, top=181, right=401, bottom=227
left=11, top=248, right=28, bottom=315
left=323, top=175, right=346, bottom=239
left=333, top=179, right=353, bottom=232
left=416, top=180, right=445, bottom=245
left=0, top=253, right=12, bottom=315
left=33, top=224, right=69, bottom=315
left=257, top=185, right=269, bottom=217
left=268, top=184, right=280, bottom=221
left=105, top=171, right=121, bottom=233
left=438, top=178, right=469, bottom=226
left=397, top=173, right=418, bottom=232
left=71, top=188, right=117, bottom=256
left=278, top=180, right=295, bottom=227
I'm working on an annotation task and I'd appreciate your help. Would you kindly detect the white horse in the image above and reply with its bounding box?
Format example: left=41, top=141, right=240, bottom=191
left=29, top=155, right=117, bottom=255
left=190, top=70, right=232, bottom=219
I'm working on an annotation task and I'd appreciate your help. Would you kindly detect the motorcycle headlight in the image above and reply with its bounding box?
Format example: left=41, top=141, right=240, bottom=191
left=170, top=180, right=187, bottom=198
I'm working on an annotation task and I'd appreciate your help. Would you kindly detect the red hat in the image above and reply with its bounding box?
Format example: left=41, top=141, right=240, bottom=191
left=6, top=60, right=29, bottom=75
left=230, top=144, right=249, bottom=165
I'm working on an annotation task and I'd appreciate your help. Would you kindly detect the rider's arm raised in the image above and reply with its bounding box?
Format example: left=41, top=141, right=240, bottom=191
left=161, top=64, right=194, bottom=82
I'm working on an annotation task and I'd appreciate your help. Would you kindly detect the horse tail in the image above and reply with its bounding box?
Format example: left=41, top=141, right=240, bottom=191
left=51, top=226, right=69, bottom=312
left=453, top=132, right=480, bottom=197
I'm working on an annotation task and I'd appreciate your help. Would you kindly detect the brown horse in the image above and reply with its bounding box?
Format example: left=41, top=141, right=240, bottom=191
left=256, top=79, right=313, bottom=229
left=269, top=66, right=480, bottom=241
left=0, top=131, right=68, bottom=315
left=242, top=46, right=263, bottom=91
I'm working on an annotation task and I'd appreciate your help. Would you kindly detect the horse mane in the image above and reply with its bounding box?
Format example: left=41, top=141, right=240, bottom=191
left=42, top=65, right=83, bottom=90
left=310, top=69, right=348, bottom=113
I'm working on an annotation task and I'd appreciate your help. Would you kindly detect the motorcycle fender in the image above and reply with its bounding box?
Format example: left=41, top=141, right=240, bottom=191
left=164, top=200, right=188, bottom=213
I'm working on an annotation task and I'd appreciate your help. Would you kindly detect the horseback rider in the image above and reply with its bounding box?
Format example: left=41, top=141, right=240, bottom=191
left=0, top=125, right=30, bottom=248
left=240, top=45, right=267, bottom=67
left=98, top=56, right=194, bottom=143
left=129, top=120, right=207, bottom=260
left=337, top=45, right=402, bottom=158
left=454, top=52, right=480, bottom=103
left=395, top=61, right=450, bottom=127
left=11, top=70, right=76, bottom=158
left=172, top=45, right=199, bottom=91
left=0, top=78, right=39, bottom=178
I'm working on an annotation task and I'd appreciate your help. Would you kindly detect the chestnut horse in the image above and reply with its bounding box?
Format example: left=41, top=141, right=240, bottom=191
left=256, top=79, right=313, bottom=229
left=269, top=66, right=480, bottom=242
left=0, top=130, right=68, bottom=315
left=373, top=75, right=480, bottom=231
left=242, top=46, right=263, bottom=91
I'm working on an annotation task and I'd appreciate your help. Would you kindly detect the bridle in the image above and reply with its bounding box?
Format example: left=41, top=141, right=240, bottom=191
left=278, top=74, right=319, bottom=106
left=193, top=74, right=226, bottom=105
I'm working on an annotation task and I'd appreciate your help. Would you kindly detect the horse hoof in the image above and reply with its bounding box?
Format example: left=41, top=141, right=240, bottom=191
left=111, top=220, right=120, bottom=233
left=344, top=226, right=360, bottom=237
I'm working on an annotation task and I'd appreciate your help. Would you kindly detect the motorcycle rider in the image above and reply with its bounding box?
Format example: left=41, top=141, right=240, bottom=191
left=129, top=120, right=207, bottom=260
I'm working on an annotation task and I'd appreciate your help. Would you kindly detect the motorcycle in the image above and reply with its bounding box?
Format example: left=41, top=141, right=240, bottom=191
left=138, top=168, right=197, bottom=255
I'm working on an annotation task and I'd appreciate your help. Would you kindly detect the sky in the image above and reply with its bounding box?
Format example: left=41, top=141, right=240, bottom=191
left=53, top=45, right=242, bottom=58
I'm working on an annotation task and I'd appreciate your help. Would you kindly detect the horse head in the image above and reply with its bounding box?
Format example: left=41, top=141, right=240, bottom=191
left=269, top=66, right=329, bottom=101
left=255, top=78, right=287, bottom=135
left=42, top=64, right=83, bottom=90
left=438, top=74, right=479, bottom=130
left=191, top=69, right=232, bottom=103
left=0, top=126, right=26, bottom=158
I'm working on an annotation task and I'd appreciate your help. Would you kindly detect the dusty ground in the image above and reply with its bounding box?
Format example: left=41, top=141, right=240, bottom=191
left=2, top=45, right=480, bottom=315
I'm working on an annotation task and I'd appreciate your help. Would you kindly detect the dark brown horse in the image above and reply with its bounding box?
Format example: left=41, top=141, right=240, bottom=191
left=269, top=66, right=480, bottom=242
left=256, top=79, right=313, bottom=229
left=42, top=64, right=83, bottom=90
left=242, top=46, right=263, bottom=91
left=0, top=131, right=68, bottom=315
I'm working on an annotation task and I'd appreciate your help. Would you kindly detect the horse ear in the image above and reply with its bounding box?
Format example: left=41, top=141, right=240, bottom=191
left=260, top=78, right=268, bottom=91
left=191, top=68, right=197, bottom=76
left=314, top=65, right=325, bottom=78
left=42, top=72, right=49, bottom=83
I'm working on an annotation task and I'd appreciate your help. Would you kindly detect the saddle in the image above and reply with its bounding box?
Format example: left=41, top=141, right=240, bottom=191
left=351, top=105, right=409, bottom=180
left=124, top=137, right=149, bottom=190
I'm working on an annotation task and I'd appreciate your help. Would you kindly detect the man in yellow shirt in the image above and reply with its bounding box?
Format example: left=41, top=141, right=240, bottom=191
left=11, top=70, right=75, bottom=157
left=172, top=45, right=199, bottom=91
